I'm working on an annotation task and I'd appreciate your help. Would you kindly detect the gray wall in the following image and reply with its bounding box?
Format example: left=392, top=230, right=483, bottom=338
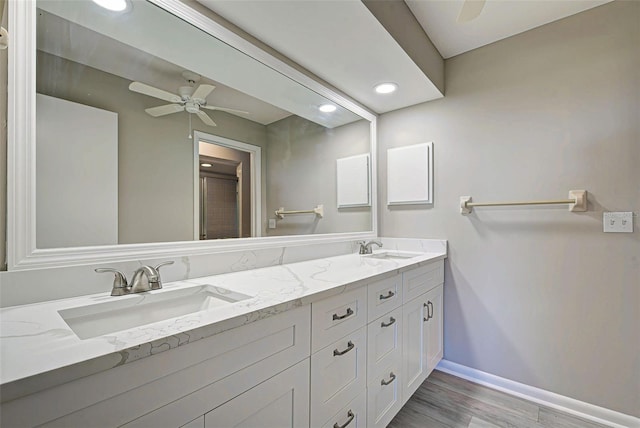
left=265, top=116, right=371, bottom=236
left=36, top=52, right=268, bottom=245
left=378, top=1, right=639, bottom=417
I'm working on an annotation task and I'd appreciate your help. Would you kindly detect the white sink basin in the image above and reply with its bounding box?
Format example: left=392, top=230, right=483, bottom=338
left=364, top=250, right=422, bottom=260
left=58, top=285, right=252, bottom=340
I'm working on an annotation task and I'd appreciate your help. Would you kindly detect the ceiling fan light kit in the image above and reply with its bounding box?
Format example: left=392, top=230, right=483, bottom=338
left=128, top=71, right=248, bottom=127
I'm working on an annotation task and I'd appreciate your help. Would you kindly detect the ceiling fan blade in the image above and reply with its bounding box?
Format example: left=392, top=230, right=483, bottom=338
left=191, top=84, right=216, bottom=101
left=129, top=81, right=182, bottom=103
left=201, top=105, right=249, bottom=115
left=457, top=0, right=486, bottom=23
left=145, top=104, right=184, bottom=117
left=196, top=110, right=217, bottom=127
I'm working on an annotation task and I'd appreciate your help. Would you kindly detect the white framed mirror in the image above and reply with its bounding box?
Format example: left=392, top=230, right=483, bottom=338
left=7, top=0, right=377, bottom=270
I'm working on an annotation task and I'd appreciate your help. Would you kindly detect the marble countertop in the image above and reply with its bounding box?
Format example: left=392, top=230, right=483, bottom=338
left=0, top=240, right=446, bottom=400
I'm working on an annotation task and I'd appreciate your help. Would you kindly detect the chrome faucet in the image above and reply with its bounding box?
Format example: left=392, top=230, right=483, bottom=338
left=96, top=261, right=174, bottom=296
left=358, top=240, right=383, bottom=255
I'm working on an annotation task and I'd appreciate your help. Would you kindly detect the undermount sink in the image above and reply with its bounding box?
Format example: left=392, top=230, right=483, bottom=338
left=58, top=285, right=252, bottom=340
left=364, top=250, right=422, bottom=260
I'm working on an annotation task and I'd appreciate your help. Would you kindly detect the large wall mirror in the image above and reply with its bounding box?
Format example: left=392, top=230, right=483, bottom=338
left=7, top=0, right=377, bottom=270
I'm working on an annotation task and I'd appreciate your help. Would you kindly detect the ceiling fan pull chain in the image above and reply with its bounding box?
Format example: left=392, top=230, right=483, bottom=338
left=188, top=111, right=193, bottom=139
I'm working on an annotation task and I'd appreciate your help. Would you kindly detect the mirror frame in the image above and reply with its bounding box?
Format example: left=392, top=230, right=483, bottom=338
left=7, top=0, right=378, bottom=271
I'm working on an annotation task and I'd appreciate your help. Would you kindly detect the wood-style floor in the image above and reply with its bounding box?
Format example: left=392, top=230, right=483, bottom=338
left=388, top=370, right=610, bottom=428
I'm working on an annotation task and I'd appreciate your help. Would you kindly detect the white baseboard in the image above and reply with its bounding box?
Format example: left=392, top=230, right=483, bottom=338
left=436, top=359, right=640, bottom=428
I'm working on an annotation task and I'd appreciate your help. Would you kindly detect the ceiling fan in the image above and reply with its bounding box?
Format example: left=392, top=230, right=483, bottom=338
left=457, top=0, right=486, bottom=23
left=128, top=71, right=248, bottom=127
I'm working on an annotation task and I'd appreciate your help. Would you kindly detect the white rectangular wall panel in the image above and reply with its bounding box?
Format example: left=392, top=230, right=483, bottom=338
left=387, top=142, right=433, bottom=205
left=36, top=94, right=118, bottom=248
left=337, top=154, right=371, bottom=207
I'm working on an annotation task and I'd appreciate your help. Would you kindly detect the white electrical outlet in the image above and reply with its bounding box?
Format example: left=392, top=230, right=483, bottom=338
left=603, top=212, right=633, bottom=233
left=268, top=218, right=276, bottom=229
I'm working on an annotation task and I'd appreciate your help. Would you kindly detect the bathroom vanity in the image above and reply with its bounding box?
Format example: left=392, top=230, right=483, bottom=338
left=0, top=242, right=446, bottom=427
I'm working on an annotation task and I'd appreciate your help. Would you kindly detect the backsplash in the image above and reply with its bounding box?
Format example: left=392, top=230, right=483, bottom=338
left=0, top=238, right=447, bottom=308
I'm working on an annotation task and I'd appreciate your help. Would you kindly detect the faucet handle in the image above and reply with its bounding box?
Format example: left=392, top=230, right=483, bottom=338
left=154, top=260, right=174, bottom=271
left=95, top=268, right=129, bottom=296
left=150, top=260, right=174, bottom=290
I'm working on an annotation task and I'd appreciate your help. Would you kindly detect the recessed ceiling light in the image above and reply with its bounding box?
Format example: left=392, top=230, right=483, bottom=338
left=319, top=104, right=337, bottom=113
left=374, top=83, right=398, bottom=94
left=92, top=0, right=128, bottom=12
left=201, top=163, right=212, bottom=168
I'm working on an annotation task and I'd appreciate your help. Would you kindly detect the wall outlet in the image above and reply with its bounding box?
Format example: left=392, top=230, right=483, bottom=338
left=603, top=212, right=633, bottom=233
left=268, top=218, right=276, bottom=229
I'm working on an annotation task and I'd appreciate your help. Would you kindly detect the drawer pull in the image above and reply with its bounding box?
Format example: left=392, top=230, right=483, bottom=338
left=423, top=302, right=429, bottom=322
left=379, top=290, right=395, bottom=300
left=332, top=307, right=354, bottom=321
left=333, top=410, right=355, bottom=428
left=333, top=340, right=355, bottom=356
left=381, top=372, right=397, bottom=386
left=381, top=316, right=396, bottom=328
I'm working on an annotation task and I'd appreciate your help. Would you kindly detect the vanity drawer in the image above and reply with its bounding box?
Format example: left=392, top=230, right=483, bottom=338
left=367, top=274, right=403, bottom=322
left=403, top=260, right=444, bottom=303
left=367, top=362, right=402, bottom=428
left=367, top=306, right=403, bottom=385
left=310, top=326, right=367, bottom=427
left=320, top=392, right=367, bottom=428
left=311, top=285, right=367, bottom=353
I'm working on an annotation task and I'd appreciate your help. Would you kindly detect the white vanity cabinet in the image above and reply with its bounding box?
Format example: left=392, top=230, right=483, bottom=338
left=401, top=262, right=445, bottom=404
left=1, top=257, right=445, bottom=428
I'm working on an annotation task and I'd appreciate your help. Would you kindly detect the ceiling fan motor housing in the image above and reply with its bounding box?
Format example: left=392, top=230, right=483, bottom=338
left=185, top=101, right=199, bottom=114
left=178, top=85, right=195, bottom=100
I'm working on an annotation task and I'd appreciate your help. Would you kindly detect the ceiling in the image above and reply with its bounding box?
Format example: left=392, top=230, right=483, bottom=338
left=197, top=0, right=443, bottom=115
left=197, top=0, right=614, bottom=114
left=37, top=10, right=291, bottom=126
left=406, top=0, right=614, bottom=59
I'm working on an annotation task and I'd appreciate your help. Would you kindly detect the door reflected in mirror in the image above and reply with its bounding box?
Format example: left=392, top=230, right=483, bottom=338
left=29, top=0, right=372, bottom=251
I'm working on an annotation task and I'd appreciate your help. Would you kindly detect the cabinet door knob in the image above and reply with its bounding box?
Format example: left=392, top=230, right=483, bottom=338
left=381, top=317, right=396, bottom=328
left=333, top=340, right=355, bottom=356
left=381, top=372, right=397, bottom=386
left=379, top=290, right=395, bottom=300
left=332, top=307, right=354, bottom=321
left=333, top=410, right=355, bottom=428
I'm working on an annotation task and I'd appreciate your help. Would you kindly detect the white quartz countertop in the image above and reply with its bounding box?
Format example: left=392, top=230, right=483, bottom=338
left=0, top=242, right=446, bottom=399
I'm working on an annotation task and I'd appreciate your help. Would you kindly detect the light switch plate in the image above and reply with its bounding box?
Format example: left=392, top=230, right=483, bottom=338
left=603, top=212, right=633, bottom=233
left=268, top=218, right=276, bottom=229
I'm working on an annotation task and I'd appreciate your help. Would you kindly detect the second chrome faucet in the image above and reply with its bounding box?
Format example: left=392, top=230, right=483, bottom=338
left=358, top=240, right=383, bottom=255
left=95, top=261, right=174, bottom=296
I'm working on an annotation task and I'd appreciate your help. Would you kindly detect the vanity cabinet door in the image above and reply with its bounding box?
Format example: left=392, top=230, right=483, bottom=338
left=401, top=294, right=428, bottom=404
left=424, top=284, right=444, bottom=375
left=204, top=359, right=309, bottom=428
left=401, top=284, right=444, bottom=404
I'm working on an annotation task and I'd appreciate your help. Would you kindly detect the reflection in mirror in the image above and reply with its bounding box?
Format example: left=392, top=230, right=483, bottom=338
left=34, top=0, right=372, bottom=249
